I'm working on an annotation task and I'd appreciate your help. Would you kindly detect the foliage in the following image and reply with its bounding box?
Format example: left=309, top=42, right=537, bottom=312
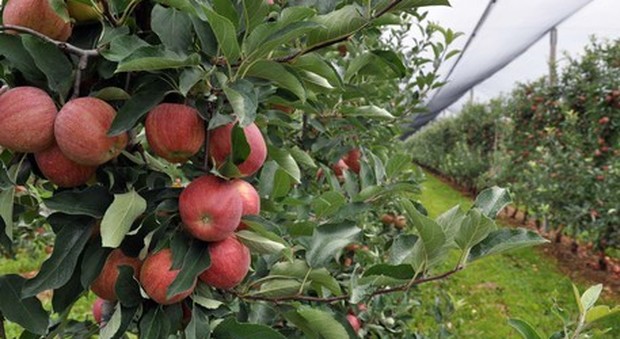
left=0, top=0, right=546, bottom=337
left=408, top=38, right=620, bottom=252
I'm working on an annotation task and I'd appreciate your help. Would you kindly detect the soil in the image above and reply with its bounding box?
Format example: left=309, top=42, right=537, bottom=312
left=424, top=170, right=620, bottom=301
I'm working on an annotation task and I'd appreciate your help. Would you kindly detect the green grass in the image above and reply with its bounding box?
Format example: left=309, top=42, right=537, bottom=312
left=411, top=172, right=620, bottom=338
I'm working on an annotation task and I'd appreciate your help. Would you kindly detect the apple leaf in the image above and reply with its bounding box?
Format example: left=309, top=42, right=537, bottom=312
left=151, top=5, right=193, bottom=53
left=295, top=306, right=349, bottom=339
left=100, top=190, right=147, bottom=248
left=213, top=318, right=286, bottom=339
left=44, top=185, right=113, bottom=218
left=167, top=239, right=210, bottom=299
left=306, top=222, right=361, bottom=268
left=0, top=275, right=49, bottom=335
left=468, top=228, right=549, bottom=262
left=245, top=60, right=306, bottom=102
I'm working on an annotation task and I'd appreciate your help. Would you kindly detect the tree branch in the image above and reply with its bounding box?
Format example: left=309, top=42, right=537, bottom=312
left=0, top=24, right=100, bottom=99
left=275, top=0, right=404, bottom=63
left=233, top=265, right=463, bottom=304
left=0, top=313, right=6, bottom=339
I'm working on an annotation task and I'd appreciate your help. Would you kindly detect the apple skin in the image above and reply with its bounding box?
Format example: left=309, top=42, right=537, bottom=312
left=231, top=179, right=260, bottom=230
left=199, top=235, right=250, bottom=289
left=0, top=87, right=57, bottom=152
left=331, top=159, right=349, bottom=176
left=209, top=122, right=267, bottom=177
left=35, top=143, right=97, bottom=187
left=179, top=175, right=243, bottom=242
left=140, top=248, right=196, bottom=305
left=91, top=249, right=142, bottom=301
left=145, top=103, right=205, bottom=163
left=67, top=0, right=102, bottom=22
left=55, top=97, right=129, bottom=166
left=92, top=298, right=104, bottom=324
left=2, top=0, right=72, bottom=41
left=342, top=148, right=361, bottom=174
left=92, top=297, right=114, bottom=326
left=346, top=314, right=361, bottom=334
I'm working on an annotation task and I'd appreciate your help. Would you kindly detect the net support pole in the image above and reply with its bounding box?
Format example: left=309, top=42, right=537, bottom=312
left=549, top=27, right=558, bottom=86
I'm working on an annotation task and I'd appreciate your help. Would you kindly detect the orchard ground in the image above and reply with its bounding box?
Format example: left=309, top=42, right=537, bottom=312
left=1, top=171, right=618, bottom=337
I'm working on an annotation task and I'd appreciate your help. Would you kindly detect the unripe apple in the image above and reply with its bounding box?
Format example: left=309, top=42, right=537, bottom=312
left=2, top=0, right=72, bottom=41
left=179, top=175, right=243, bottom=241
left=394, top=216, right=407, bottom=229
left=0, top=87, right=57, bottom=152
left=346, top=313, right=361, bottom=334
left=209, top=122, right=267, bottom=177
left=381, top=214, right=395, bottom=225
left=91, top=249, right=142, bottom=301
left=35, top=143, right=97, bottom=187
left=342, top=148, right=361, bottom=174
left=231, top=179, right=260, bottom=230
left=145, top=103, right=205, bottom=163
left=199, top=235, right=250, bottom=290
left=67, top=0, right=102, bottom=22
left=140, top=248, right=196, bottom=305
left=55, top=97, right=128, bottom=166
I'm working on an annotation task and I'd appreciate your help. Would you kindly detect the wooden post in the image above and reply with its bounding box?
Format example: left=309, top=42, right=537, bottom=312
left=549, top=27, right=558, bottom=86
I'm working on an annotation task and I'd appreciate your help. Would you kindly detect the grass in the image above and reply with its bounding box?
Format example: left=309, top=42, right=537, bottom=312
left=411, top=172, right=620, bottom=338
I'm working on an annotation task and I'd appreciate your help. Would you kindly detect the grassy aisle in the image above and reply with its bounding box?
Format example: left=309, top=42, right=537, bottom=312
left=412, top=172, right=619, bottom=337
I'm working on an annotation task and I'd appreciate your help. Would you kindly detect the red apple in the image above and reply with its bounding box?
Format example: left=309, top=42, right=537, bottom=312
left=35, top=143, right=97, bottom=187
left=179, top=175, right=243, bottom=241
left=332, top=159, right=349, bottom=176
left=140, top=248, right=196, bottom=305
left=2, top=0, right=72, bottom=41
left=92, top=297, right=104, bottom=324
left=92, top=297, right=114, bottom=326
left=0, top=87, right=57, bottom=152
left=91, top=249, right=142, bottom=301
left=209, top=122, right=267, bottom=177
left=55, top=97, right=128, bottom=166
left=199, top=235, right=250, bottom=289
left=342, top=149, right=361, bottom=174
left=346, top=313, right=361, bottom=334
left=145, top=103, right=205, bottom=163
left=231, top=179, right=260, bottom=230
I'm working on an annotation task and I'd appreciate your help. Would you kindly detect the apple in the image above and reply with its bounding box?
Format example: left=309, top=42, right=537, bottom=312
left=2, top=0, right=72, bottom=41
left=55, top=97, right=129, bottom=166
left=0, top=87, right=57, bottom=152
left=346, top=313, right=361, bottom=334
left=394, top=215, right=407, bottom=229
left=231, top=179, right=260, bottom=230
left=342, top=148, right=361, bottom=174
left=140, top=248, right=196, bottom=305
left=209, top=122, right=267, bottom=177
left=92, top=297, right=114, bottom=326
left=67, top=0, right=102, bottom=22
left=91, top=249, right=142, bottom=301
left=92, top=297, right=104, bottom=324
left=380, top=214, right=395, bottom=225
left=331, top=159, right=349, bottom=176
left=35, top=143, right=97, bottom=187
left=145, top=103, right=205, bottom=163
left=179, top=175, right=243, bottom=241
left=199, top=235, right=250, bottom=289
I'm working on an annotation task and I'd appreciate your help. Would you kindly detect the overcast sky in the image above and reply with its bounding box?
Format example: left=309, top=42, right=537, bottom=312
left=421, top=0, right=620, bottom=115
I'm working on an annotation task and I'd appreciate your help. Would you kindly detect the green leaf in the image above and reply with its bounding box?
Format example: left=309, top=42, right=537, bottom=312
left=468, top=228, right=549, bottom=262
left=51, top=264, right=85, bottom=313
left=435, top=205, right=466, bottom=245
left=507, top=319, right=543, bottom=339
left=151, top=5, right=193, bottom=53
left=179, top=68, right=204, bottom=96
left=22, top=35, right=72, bottom=97
left=311, top=191, right=346, bottom=219
left=213, top=318, right=286, bottom=339
left=586, top=305, right=620, bottom=324
left=22, top=216, right=93, bottom=297
left=0, top=275, right=49, bottom=335
left=116, top=50, right=201, bottom=72
left=580, top=284, right=603, bottom=312
left=100, top=190, right=147, bottom=248
left=306, top=223, right=361, bottom=268
left=271, top=259, right=342, bottom=296
left=389, top=234, right=418, bottom=265
left=0, top=187, right=15, bottom=241
left=293, top=54, right=342, bottom=88
left=237, top=230, right=286, bottom=255
left=108, top=80, right=171, bottom=136
left=213, top=0, right=239, bottom=27
left=245, top=60, right=306, bottom=101
left=454, top=209, right=496, bottom=252
left=201, top=7, right=241, bottom=62
left=44, top=186, right=113, bottom=218
left=306, top=5, right=367, bottom=48
left=184, top=303, right=210, bottom=338
left=364, top=264, right=415, bottom=280
left=385, top=154, right=412, bottom=177
left=167, top=239, right=210, bottom=299
left=391, top=0, right=451, bottom=12
left=100, top=305, right=140, bottom=339
left=573, top=284, right=584, bottom=315
left=92, top=87, right=132, bottom=101
left=400, top=199, right=447, bottom=270
left=342, top=105, right=395, bottom=120
left=244, top=21, right=320, bottom=60
left=473, top=186, right=512, bottom=218
left=139, top=307, right=172, bottom=339
left=223, top=79, right=258, bottom=127
left=255, top=279, right=302, bottom=298
left=0, top=35, right=45, bottom=85
left=269, top=147, right=301, bottom=184
left=289, top=147, right=317, bottom=169
left=115, top=266, right=142, bottom=307
left=101, top=35, right=150, bottom=62
left=296, top=307, right=349, bottom=339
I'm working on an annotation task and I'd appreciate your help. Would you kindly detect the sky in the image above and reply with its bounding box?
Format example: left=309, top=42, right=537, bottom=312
left=419, top=0, right=620, bottom=116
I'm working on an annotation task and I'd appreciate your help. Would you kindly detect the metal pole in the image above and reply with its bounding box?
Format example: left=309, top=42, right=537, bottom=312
left=549, top=27, right=558, bottom=86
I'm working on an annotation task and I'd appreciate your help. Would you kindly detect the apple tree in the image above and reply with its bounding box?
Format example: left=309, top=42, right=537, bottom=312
left=0, top=0, right=547, bottom=337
